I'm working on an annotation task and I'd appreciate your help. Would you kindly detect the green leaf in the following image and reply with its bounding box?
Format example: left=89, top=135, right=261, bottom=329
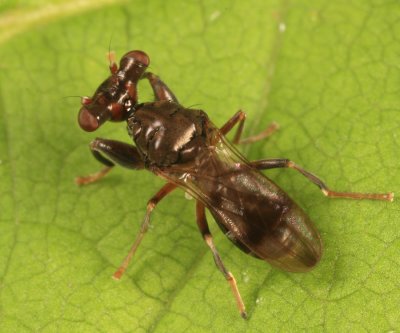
left=1, top=0, right=399, bottom=332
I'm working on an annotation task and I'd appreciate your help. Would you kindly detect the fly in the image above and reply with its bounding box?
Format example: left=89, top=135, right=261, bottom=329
left=76, top=50, right=394, bottom=318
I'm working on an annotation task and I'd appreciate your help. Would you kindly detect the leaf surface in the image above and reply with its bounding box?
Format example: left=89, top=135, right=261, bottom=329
left=0, top=1, right=399, bottom=332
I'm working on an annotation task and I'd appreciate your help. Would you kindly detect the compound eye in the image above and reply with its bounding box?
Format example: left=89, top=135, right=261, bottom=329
left=121, top=50, right=150, bottom=67
left=78, top=107, right=100, bottom=132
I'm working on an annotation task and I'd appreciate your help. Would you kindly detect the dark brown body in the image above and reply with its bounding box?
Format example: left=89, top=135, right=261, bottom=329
left=128, top=100, right=322, bottom=272
left=77, top=50, right=391, bottom=318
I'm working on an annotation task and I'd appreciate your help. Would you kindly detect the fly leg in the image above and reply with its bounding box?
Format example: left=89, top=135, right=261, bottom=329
left=141, top=72, right=179, bottom=102
left=113, top=182, right=177, bottom=279
left=196, top=201, right=247, bottom=319
left=219, top=110, right=278, bottom=144
left=250, top=159, right=394, bottom=201
left=75, top=138, right=144, bottom=185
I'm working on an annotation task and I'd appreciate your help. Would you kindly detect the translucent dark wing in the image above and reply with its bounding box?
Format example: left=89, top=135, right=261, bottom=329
left=156, top=129, right=322, bottom=272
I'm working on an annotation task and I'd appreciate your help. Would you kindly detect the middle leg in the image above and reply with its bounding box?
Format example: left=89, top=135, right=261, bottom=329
left=113, top=182, right=177, bottom=279
left=196, top=201, right=247, bottom=319
left=219, top=110, right=278, bottom=144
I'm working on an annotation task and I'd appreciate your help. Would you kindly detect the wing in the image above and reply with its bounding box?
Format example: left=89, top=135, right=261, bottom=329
left=155, top=130, right=322, bottom=272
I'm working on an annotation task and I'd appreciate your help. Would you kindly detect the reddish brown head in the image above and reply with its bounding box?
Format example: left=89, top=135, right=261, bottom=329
left=78, top=50, right=150, bottom=132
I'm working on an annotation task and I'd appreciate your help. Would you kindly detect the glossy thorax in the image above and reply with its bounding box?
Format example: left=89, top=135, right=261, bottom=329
left=128, top=101, right=210, bottom=167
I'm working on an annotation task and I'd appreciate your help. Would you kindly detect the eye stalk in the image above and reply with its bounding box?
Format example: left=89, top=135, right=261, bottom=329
left=109, top=102, right=124, bottom=121
left=77, top=50, right=150, bottom=132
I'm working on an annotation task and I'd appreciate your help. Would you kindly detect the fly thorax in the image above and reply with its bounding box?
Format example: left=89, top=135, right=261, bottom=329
left=127, top=101, right=209, bottom=166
